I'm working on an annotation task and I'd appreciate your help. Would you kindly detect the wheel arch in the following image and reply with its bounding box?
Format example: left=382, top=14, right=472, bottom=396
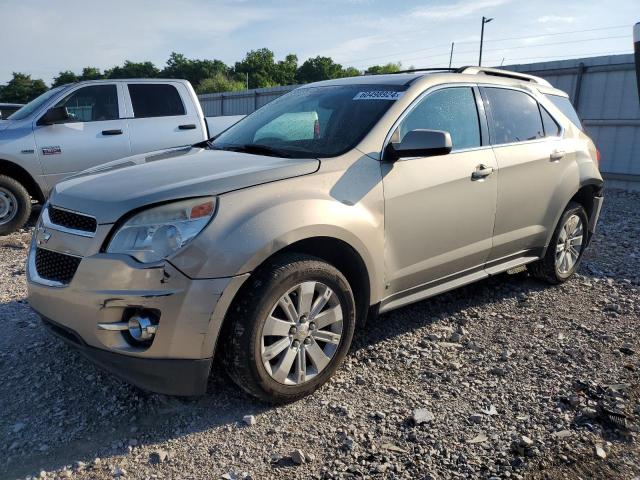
left=0, top=159, right=45, bottom=202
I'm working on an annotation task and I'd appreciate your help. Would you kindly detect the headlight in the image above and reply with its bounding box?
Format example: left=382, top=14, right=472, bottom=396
left=107, top=197, right=216, bottom=263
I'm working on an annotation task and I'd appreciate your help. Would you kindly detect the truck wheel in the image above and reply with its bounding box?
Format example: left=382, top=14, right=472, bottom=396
left=223, top=253, right=356, bottom=403
left=530, top=201, right=588, bottom=284
left=0, top=175, right=31, bottom=236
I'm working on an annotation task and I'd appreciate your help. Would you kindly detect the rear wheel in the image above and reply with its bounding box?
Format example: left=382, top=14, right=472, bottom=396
left=223, top=253, right=356, bottom=403
left=0, top=175, right=31, bottom=236
left=530, top=201, right=588, bottom=284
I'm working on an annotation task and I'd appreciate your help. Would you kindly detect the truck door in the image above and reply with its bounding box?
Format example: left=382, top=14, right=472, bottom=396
left=33, top=83, right=131, bottom=187
left=124, top=82, right=205, bottom=154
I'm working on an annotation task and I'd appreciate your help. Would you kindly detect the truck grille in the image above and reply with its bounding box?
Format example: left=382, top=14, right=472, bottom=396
left=34, top=248, right=82, bottom=285
left=48, top=206, right=97, bottom=234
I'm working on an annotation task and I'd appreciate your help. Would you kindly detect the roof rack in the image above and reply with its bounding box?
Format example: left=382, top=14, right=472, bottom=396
left=379, top=67, right=458, bottom=75
left=456, top=66, right=552, bottom=86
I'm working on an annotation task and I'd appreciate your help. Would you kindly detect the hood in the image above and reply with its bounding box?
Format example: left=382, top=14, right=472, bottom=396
left=51, top=146, right=320, bottom=223
left=0, top=120, right=11, bottom=131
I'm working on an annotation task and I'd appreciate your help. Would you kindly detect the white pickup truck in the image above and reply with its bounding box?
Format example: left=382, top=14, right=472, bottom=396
left=0, top=79, right=243, bottom=234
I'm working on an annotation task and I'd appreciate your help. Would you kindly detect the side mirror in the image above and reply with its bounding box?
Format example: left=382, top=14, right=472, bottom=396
left=38, top=106, right=71, bottom=126
left=385, top=129, right=452, bottom=161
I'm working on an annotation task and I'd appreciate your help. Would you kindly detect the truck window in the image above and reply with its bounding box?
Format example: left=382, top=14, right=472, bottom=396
left=128, top=84, right=186, bottom=118
left=484, top=88, right=544, bottom=145
left=540, top=106, right=561, bottom=137
left=55, top=85, right=119, bottom=122
left=545, top=94, right=582, bottom=130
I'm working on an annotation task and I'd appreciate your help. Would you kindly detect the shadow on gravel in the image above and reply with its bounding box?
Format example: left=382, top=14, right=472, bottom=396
left=1, top=268, right=555, bottom=478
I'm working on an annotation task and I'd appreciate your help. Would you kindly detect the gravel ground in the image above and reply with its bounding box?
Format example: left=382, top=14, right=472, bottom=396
left=1, top=189, right=638, bottom=480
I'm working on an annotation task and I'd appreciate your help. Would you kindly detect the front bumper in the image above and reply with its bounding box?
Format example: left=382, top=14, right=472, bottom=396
left=27, top=244, right=247, bottom=396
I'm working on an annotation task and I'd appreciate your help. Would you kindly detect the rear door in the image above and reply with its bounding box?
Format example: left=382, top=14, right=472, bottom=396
left=481, top=86, right=568, bottom=263
left=382, top=86, right=498, bottom=296
left=33, top=83, right=131, bottom=187
left=124, top=82, right=205, bottom=154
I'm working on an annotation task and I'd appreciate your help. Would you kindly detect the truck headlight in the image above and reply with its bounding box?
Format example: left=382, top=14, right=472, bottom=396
left=107, top=198, right=216, bottom=263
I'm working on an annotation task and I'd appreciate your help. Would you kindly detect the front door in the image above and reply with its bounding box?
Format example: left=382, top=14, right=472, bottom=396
left=382, top=86, right=498, bottom=296
left=33, top=83, right=131, bottom=188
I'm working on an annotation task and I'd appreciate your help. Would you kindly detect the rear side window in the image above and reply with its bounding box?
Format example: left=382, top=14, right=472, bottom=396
left=484, top=88, right=543, bottom=145
left=128, top=84, right=185, bottom=118
left=545, top=94, right=582, bottom=130
left=399, top=87, right=481, bottom=151
left=540, top=106, right=561, bottom=137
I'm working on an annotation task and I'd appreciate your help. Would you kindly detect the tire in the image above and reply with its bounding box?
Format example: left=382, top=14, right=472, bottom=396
left=530, top=201, right=588, bottom=284
left=0, top=175, right=31, bottom=236
left=222, top=253, right=356, bottom=403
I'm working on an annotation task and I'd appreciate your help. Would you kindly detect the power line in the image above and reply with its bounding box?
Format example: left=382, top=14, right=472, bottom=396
left=344, top=24, right=629, bottom=66
left=396, top=34, right=630, bottom=65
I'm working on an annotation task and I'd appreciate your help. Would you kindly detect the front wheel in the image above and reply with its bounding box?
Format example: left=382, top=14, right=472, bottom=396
left=530, top=201, right=588, bottom=284
left=222, top=253, right=356, bottom=403
left=0, top=175, right=32, bottom=236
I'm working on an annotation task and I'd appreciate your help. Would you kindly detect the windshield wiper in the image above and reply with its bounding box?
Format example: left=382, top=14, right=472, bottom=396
left=210, top=143, right=292, bottom=158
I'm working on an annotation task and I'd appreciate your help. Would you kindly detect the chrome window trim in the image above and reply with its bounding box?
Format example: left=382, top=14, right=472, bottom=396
left=43, top=205, right=97, bottom=238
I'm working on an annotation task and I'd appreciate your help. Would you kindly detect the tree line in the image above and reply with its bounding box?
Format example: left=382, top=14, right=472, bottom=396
left=0, top=49, right=402, bottom=104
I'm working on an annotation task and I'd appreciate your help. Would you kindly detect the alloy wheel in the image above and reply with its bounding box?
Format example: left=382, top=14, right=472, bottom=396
left=555, top=213, right=584, bottom=274
left=260, top=281, right=344, bottom=385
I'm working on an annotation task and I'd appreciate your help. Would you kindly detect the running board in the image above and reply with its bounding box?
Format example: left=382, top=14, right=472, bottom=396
left=506, top=265, right=528, bottom=275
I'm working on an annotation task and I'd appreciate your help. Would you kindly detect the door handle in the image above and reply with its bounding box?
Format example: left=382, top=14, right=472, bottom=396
left=550, top=150, right=565, bottom=162
left=178, top=124, right=197, bottom=130
left=471, top=164, right=494, bottom=180
left=102, top=129, right=123, bottom=136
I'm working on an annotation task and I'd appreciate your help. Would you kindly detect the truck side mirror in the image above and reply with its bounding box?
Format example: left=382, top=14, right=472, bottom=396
left=385, top=129, right=453, bottom=161
left=38, top=106, right=71, bottom=126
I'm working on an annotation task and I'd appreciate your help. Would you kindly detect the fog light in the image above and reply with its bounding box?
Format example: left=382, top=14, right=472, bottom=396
left=128, top=314, right=158, bottom=341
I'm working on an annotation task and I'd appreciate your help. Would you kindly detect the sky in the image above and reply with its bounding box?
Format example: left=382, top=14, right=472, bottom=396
left=0, top=0, right=638, bottom=85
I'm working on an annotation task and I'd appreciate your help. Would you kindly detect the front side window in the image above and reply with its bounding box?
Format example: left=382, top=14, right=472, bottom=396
left=398, top=87, right=481, bottom=151
left=128, top=84, right=185, bottom=118
left=485, top=88, right=543, bottom=145
left=54, top=85, right=119, bottom=122
left=212, top=84, right=407, bottom=158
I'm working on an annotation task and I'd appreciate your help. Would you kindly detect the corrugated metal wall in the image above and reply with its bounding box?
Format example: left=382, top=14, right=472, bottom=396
left=199, top=54, right=640, bottom=180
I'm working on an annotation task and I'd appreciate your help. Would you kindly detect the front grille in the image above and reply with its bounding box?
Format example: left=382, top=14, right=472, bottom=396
left=34, top=248, right=82, bottom=285
left=48, top=206, right=97, bottom=233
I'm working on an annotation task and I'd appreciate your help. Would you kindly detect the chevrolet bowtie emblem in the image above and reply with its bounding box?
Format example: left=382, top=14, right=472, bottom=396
left=36, top=227, right=51, bottom=246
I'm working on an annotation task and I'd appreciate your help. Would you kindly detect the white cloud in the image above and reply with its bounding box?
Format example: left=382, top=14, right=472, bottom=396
left=537, top=15, right=576, bottom=23
left=411, top=0, right=512, bottom=21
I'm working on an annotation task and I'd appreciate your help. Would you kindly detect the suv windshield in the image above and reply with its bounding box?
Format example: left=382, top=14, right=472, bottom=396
left=8, top=87, right=66, bottom=121
left=211, top=84, right=407, bottom=158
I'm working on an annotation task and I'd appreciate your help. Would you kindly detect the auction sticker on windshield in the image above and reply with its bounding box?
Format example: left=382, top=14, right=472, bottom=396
left=353, top=91, right=404, bottom=100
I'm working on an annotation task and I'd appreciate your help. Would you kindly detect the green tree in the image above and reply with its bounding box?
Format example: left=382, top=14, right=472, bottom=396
left=234, top=48, right=278, bottom=89
left=296, top=56, right=344, bottom=83
left=365, top=62, right=401, bottom=75
left=106, top=61, right=159, bottom=79
left=341, top=66, right=362, bottom=78
left=0, top=72, right=48, bottom=103
left=273, top=54, right=298, bottom=85
left=52, top=70, right=79, bottom=87
left=79, top=67, right=104, bottom=81
left=161, top=52, right=228, bottom=86
left=196, top=73, right=245, bottom=94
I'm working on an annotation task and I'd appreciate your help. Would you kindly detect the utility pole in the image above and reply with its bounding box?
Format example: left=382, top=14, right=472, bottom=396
left=448, top=42, right=455, bottom=68
left=479, top=16, right=493, bottom=66
left=246, top=72, right=249, bottom=90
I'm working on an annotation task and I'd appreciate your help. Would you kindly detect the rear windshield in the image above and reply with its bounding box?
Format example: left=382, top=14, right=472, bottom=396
left=211, top=84, right=407, bottom=158
left=545, top=94, right=582, bottom=130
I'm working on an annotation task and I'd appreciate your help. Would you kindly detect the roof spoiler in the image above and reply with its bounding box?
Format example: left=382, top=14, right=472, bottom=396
left=457, top=66, right=552, bottom=87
